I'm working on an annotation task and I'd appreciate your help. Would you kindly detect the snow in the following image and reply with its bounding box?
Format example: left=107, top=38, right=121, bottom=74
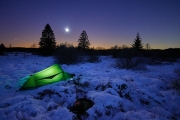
left=0, top=52, right=180, bottom=120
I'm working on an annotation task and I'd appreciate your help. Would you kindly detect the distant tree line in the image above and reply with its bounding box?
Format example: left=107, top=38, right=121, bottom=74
left=1, top=23, right=180, bottom=65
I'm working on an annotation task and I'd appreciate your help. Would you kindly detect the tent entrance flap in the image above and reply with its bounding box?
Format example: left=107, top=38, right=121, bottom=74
left=36, top=72, right=63, bottom=81
left=20, top=76, right=36, bottom=89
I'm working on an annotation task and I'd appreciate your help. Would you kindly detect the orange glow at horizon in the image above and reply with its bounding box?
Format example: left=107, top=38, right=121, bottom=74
left=3, top=41, right=179, bottom=50
left=0, top=1, right=180, bottom=51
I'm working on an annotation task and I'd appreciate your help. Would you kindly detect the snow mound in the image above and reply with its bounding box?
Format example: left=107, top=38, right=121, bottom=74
left=0, top=53, right=180, bottom=120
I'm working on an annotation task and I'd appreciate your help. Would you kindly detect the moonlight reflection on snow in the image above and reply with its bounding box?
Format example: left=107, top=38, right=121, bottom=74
left=0, top=52, right=180, bottom=120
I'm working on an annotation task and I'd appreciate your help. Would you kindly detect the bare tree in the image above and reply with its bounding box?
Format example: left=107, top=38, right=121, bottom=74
left=110, top=45, right=121, bottom=50
left=145, top=43, right=151, bottom=50
left=30, top=43, right=37, bottom=48
left=122, top=45, right=128, bottom=49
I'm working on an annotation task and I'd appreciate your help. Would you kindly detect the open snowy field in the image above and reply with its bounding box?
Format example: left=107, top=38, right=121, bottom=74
left=0, top=52, right=180, bottom=120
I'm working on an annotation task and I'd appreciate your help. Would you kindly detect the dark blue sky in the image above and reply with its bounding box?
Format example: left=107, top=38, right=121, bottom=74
left=0, top=0, right=180, bottom=49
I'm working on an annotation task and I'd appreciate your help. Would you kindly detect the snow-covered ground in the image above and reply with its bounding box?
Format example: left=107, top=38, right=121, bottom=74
left=0, top=52, right=180, bottom=120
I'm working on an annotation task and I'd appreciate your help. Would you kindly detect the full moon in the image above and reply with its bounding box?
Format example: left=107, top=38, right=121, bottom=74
left=65, top=28, right=69, bottom=32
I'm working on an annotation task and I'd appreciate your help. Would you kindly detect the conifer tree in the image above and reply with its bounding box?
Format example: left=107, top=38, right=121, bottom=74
left=132, top=32, right=143, bottom=50
left=0, top=43, right=5, bottom=55
left=39, top=24, right=56, bottom=55
left=78, top=30, right=90, bottom=50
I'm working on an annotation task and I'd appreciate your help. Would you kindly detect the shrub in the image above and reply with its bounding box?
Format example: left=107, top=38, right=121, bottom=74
left=87, top=55, right=100, bottom=63
left=174, top=67, right=180, bottom=77
left=171, top=79, right=180, bottom=91
left=84, top=49, right=101, bottom=63
left=144, top=49, right=179, bottom=65
left=117, top=48, right=139, bottom=58
left=115, top=48, right=146, bottom=70
left=54, top=43, right=80, bottom=65
left=116, top=57, right=147, bottom=70
left=171, top=67, right=180, bottom=91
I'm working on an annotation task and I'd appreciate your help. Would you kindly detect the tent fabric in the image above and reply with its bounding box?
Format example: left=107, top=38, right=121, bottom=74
left=19, top=64, right=74, bottom=90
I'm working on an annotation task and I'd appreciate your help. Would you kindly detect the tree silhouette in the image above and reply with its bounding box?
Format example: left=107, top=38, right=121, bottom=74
left=132, top=32, right=143, bottom=50
left=78, top=30, right=90, bottom=50
left=0, top=43, right=5, bottom=55
left=0, top=43, right=5, bottom=48
left=39, top=24, right=56, bottom=56
left=145, top=43, right=151, bottom=50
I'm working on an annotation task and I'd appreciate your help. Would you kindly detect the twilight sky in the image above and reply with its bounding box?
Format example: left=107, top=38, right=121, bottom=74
left=0, top=0, right=180, bottom=49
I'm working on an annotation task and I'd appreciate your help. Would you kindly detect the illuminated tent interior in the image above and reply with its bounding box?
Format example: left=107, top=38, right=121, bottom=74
left=19, top=64, right=74, bottom=90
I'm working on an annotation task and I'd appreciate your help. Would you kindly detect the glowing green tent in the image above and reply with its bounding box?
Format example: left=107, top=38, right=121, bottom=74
left=19, top=64, right=74, bottom=90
